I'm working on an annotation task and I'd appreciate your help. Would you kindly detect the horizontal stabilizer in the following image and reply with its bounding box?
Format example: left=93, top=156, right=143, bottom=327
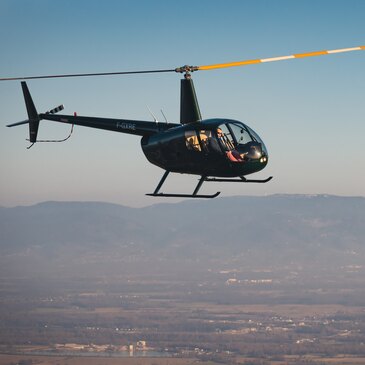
left=7, top=119, right=30, bottom=127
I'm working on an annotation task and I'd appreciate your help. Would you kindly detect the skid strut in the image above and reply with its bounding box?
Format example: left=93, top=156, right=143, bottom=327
left=146, top=172, right=220, bottom=199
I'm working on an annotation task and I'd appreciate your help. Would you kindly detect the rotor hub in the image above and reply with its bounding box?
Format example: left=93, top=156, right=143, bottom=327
left=175, top=65, right=198, bottom=78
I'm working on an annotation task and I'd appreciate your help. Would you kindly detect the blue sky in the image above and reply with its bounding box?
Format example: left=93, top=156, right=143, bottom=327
left=1, top=0, right=364, bottom=207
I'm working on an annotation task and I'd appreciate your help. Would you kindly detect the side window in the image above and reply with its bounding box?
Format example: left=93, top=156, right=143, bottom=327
left=185, top=130, right=212, bottom=152
left=185, top=130, right=201, bottom=151
left=199, top=130, right=211, bottom=152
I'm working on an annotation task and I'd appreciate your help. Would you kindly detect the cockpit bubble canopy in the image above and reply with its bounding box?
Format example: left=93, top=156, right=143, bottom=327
left=217, top=120, right=268, bottom=158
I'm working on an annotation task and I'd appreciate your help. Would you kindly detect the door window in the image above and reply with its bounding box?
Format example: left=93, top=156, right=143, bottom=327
left=185, top=130, right=201, bottom=151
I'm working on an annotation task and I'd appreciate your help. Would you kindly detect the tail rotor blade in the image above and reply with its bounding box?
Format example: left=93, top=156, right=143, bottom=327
left=46, top=105, right=64, bottom=114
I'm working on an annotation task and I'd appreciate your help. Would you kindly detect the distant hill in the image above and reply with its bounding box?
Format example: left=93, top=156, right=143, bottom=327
left=0, top=195, right=364, bottom=275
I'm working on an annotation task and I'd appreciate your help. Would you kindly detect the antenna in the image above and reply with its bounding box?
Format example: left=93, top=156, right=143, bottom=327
left=146, top=105, right=159, bottom=123
left=160, top=109, right=169, bottom=124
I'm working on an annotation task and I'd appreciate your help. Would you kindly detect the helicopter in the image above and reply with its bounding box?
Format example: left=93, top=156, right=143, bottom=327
left=3, top=45, right=364, bottom=198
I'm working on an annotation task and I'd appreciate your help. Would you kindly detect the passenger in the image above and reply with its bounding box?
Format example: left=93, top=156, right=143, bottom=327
left=208, top=128, right=223, bottom=154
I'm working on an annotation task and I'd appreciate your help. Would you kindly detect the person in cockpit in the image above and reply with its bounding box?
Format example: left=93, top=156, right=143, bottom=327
left=208, top=128, right=223, bottom=154
left=214, top=128, right=245, bottom=162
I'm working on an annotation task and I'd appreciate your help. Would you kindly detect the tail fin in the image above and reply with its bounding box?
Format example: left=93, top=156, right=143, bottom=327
left=21, top=81, right=40, bottom=143
left=6, top=82, right=41, bottom=143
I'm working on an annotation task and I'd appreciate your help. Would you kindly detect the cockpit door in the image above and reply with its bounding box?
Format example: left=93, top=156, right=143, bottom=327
left=216, top=124, right=235, bottom=151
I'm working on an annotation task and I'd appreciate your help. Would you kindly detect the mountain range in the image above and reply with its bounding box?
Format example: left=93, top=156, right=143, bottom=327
left=1, top=195, right=364, bottom=277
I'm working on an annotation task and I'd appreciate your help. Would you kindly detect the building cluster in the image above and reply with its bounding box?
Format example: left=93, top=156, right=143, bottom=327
left=54, top=340, right=147, bottom=354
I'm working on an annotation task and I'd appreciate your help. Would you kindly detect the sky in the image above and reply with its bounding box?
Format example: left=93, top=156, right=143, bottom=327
left=0, top=0, right=364, bottom=207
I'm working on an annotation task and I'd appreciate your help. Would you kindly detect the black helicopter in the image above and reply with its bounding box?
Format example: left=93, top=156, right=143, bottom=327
left=3, top=45, right=364, bottom=198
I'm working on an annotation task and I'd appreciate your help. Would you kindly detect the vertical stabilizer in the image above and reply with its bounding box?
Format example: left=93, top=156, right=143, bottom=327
left=21, top=81, right=40, bottom=143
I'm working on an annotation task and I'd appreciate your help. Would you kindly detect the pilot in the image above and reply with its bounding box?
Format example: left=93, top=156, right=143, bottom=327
left=215, top=128, right=245, bottom=162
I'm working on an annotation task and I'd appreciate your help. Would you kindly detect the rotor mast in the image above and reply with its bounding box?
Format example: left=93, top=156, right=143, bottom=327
left=175, top=66, right=201, bottom=124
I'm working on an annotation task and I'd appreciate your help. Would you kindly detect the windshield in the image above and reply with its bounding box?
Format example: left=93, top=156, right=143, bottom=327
left=245, top=124, right=268, bottom=155
left=228, top=122, right=253, bottom=146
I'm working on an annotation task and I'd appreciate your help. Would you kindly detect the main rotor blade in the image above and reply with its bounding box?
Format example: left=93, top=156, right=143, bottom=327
left=0, top=68, right=176, bottom=81
left=196, top=46, right=365, bottom=71
left=2, top=45, right=364, bottom=81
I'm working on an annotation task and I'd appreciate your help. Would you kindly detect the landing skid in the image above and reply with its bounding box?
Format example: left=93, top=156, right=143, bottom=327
left=205, top=176, right=273, bottom=183
left=146, top=192, right=221, bottom=198
left=146, top=171, right=273, bottom=199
